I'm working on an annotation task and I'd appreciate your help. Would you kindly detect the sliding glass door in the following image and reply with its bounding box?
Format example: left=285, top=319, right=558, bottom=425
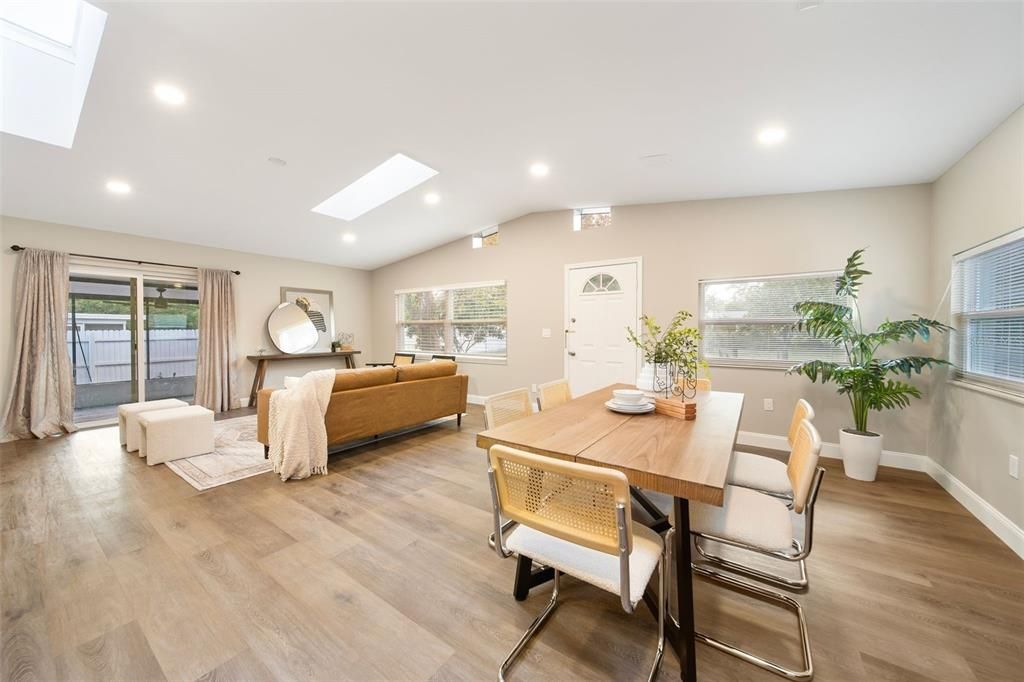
left=142, top=280, right=199, bottom=404
left=67, top=269, right=198, bottom=425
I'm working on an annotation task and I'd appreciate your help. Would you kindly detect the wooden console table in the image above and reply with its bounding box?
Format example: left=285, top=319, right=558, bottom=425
left=246, top=351, right=361, bottom=407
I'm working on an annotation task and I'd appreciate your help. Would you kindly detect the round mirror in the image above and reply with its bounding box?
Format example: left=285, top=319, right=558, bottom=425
left=267, top=302, right=318, bottom=354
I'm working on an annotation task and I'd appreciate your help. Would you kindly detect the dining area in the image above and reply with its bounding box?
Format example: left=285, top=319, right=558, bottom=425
left=477, top=381, right=824, bottom=681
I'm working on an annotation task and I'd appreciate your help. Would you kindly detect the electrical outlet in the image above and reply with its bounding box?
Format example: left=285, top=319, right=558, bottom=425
left=763, top=398, right=774, bottom=411
left=1010, top=454, right=1020, bottom=480
left=541, top=328, right=552, bottom=338
left=531, top=383, right=538, bottom=394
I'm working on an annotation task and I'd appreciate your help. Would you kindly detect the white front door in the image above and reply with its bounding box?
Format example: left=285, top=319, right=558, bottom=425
left=565, top=260, right=640, bottom=397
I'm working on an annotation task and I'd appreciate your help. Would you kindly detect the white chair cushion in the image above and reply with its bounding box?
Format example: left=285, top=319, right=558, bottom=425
left=729, top=450, right=792, bottom=496
left=691, top=486, right=793, bottom=552
left=506, top=522, right=663, bottom=606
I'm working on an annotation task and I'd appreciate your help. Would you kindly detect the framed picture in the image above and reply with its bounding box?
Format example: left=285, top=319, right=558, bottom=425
left=280, top=287, right=335, bottom=353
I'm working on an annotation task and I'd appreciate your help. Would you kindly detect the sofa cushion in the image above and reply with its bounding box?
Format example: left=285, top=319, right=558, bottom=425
left=396, top=360, right=457, bottom=382
left=333, top=366, right=397, bottom=392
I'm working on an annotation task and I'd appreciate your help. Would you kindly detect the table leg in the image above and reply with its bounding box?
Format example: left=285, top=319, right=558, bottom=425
left=513, top=556, right=534, bottom=601
left=248, top=359, right=268, bottom=408
left=512, top=555, right=556, bottom=601
left=344, top=354, right=355, bottom=369
left=674, top=497, right=698, bottom=681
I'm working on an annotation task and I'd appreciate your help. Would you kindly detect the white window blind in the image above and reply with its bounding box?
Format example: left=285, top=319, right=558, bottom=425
left=951, top=228, right=1024, bottom=394
left=395, top=281, right=507, bottom=359
left=699, top=272, right=848, bottom=367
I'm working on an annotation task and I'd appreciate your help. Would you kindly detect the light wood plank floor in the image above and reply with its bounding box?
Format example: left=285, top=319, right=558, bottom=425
left=2, top=406, right=1022, bottom=681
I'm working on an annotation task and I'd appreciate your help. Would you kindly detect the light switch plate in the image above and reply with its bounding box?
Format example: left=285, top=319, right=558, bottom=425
left=541, top=328, right=551, bottom=338
left=1010, top=454, right=1020, bottom=480
left=763, top=398, right=774, bottom=411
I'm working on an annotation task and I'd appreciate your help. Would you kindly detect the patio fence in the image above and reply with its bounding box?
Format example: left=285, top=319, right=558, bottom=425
left=67, top=329, right=198, bottom=384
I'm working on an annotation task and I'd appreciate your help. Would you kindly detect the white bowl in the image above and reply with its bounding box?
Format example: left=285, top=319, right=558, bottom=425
left=612, top=389, right=646, bottom=405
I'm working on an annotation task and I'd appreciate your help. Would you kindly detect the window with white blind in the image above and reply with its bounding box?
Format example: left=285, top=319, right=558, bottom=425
left=395, top=281, right=507, bottom=360
left=699, top=272, right=848, bottom=367
left=951, top=228, right=1024, bottom=395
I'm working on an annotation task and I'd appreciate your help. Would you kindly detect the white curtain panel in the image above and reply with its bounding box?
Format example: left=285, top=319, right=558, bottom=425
left=1, top=248, right=77, bottom=440
left=195, top=269, right=239, bottom=412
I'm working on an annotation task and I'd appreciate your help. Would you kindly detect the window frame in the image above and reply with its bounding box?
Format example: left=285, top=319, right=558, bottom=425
left=394, top=279, right=508, bottom=365
left=698, top=269, right=847, bottom=370
left=950, top=227, right=1024, bottom=398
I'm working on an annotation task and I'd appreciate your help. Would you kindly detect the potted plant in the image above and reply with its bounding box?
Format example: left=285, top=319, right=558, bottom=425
left=789, top=249, right=951, bottom=481
left=333, top=331, right=354, bottom=352
left=627, top=311, right=706, bottom=398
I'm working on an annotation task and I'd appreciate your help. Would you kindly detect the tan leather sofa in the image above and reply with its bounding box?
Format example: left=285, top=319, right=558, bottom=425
left=257, top=361, right=469, bottom=453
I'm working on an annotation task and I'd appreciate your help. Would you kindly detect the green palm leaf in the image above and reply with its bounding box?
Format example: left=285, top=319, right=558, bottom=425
left=788, top=248, right=950, bottom=433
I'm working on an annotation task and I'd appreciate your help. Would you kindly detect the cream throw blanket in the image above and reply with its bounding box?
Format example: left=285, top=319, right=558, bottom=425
left=267, top=369, right=336, bottom=481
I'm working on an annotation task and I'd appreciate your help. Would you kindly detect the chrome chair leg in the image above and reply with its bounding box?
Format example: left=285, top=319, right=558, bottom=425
left=499, top=546, right=669, bottom=682
left=694, top=536, right=808, bottom=591
left=647, top=529, right=671, bottom=682
left=498, top=571, right=560, bottom=681
left=692, top=563, right=813, bottom=680
left=488, top=519, right=518, bottom=552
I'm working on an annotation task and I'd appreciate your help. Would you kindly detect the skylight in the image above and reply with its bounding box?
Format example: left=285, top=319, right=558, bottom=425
left=0, top=0, right=107, bottom=148
left=312, top=154, right=438, bottom=221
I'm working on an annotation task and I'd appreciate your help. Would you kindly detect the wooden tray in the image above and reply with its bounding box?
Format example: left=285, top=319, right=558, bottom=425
left=654, top=398, right=697, bottom=421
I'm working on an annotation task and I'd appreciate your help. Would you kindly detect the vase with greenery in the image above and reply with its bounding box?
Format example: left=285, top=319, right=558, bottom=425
left=626, top=311, right=706, bottom=399
left=789, top=249, right=951, bottom=480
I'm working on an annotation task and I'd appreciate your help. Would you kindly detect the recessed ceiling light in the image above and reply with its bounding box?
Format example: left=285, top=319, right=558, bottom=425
left=529, top=162, right=550, bottom=178
left=757, top=126, right=788, bottom=146
left=153, top=83, right=186, bottom=106
left=106, top=179, right=131, bottom=194
left=424, top=192, right=440, bottom=205
left=341, top=233, right=357, bottom=243
left=313, top=153, right=438, bottom=221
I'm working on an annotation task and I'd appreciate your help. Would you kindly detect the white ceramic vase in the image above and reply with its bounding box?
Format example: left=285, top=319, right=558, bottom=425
left=636, top=362, right=675, bottom=394
left=636, top=363, right=657, bottom=391
left=839, top=428, right=883, bottom=481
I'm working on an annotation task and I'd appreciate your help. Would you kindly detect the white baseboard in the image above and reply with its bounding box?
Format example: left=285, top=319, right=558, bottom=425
left=467, top=394, right=485, bottom=406
left=925, top=459, right=1024, bottom=560
left=737, top=430, right=1023, bottom=560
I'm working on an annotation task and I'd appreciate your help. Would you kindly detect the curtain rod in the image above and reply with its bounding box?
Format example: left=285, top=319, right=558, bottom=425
left=9, top=245, right=241, bottom=275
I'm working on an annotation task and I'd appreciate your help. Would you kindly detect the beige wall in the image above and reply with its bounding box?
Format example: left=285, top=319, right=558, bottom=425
left=929, top=106, right=1024, bottom=529
left=371, top=184, right=934, bottom=454
left=0, top=216, right=372, bottom=421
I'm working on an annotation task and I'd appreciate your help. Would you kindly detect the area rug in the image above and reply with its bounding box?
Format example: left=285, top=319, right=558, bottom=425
left=165, top=415, right=270, bottom=490
left=165, top=413, right=459, bottom=491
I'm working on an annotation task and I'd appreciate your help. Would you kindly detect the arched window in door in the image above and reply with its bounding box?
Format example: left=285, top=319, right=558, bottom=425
left=582, top=273, right=622, bottom=294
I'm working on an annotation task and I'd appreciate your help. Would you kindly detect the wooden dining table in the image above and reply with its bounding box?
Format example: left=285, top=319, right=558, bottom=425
left=476, top=383, right=745, bottom=682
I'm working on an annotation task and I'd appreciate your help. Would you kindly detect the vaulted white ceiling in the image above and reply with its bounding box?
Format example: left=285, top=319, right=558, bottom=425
left=2, top=1, right=1021, bottom=269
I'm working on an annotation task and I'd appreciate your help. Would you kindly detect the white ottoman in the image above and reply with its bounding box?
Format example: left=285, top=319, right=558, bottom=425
left=137, top=405, right=215, bottom=466
left=118, top=399, right=188, bottom=452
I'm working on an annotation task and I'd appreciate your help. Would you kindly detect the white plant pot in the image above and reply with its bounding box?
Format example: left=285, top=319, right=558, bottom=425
left=636, top=362, right=674, bottom=395
left=636, top=363, right=657, bottom=391
left=839, top=428, right=883, bottom=481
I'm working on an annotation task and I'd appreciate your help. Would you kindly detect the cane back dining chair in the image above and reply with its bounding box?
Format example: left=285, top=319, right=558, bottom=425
left=687, top=418, right=826, bottom=680
left=487, top=445, right=669, bottom=681
left=366, top=352, right=417, bottom=367
left=483, top=388, right=532, bottom=430
left=729, top=399, right=815, bottom=502
left=536, top=379, right=571, bottom=411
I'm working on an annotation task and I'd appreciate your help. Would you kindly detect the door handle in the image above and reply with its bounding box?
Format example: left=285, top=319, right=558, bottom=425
left=568, top=351, right=576, bottom=357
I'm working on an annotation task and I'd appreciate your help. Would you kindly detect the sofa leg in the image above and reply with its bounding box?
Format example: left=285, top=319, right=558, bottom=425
left=264, top=444, right=269, bottom=459
left=457, top=413, right=462, bottom=428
